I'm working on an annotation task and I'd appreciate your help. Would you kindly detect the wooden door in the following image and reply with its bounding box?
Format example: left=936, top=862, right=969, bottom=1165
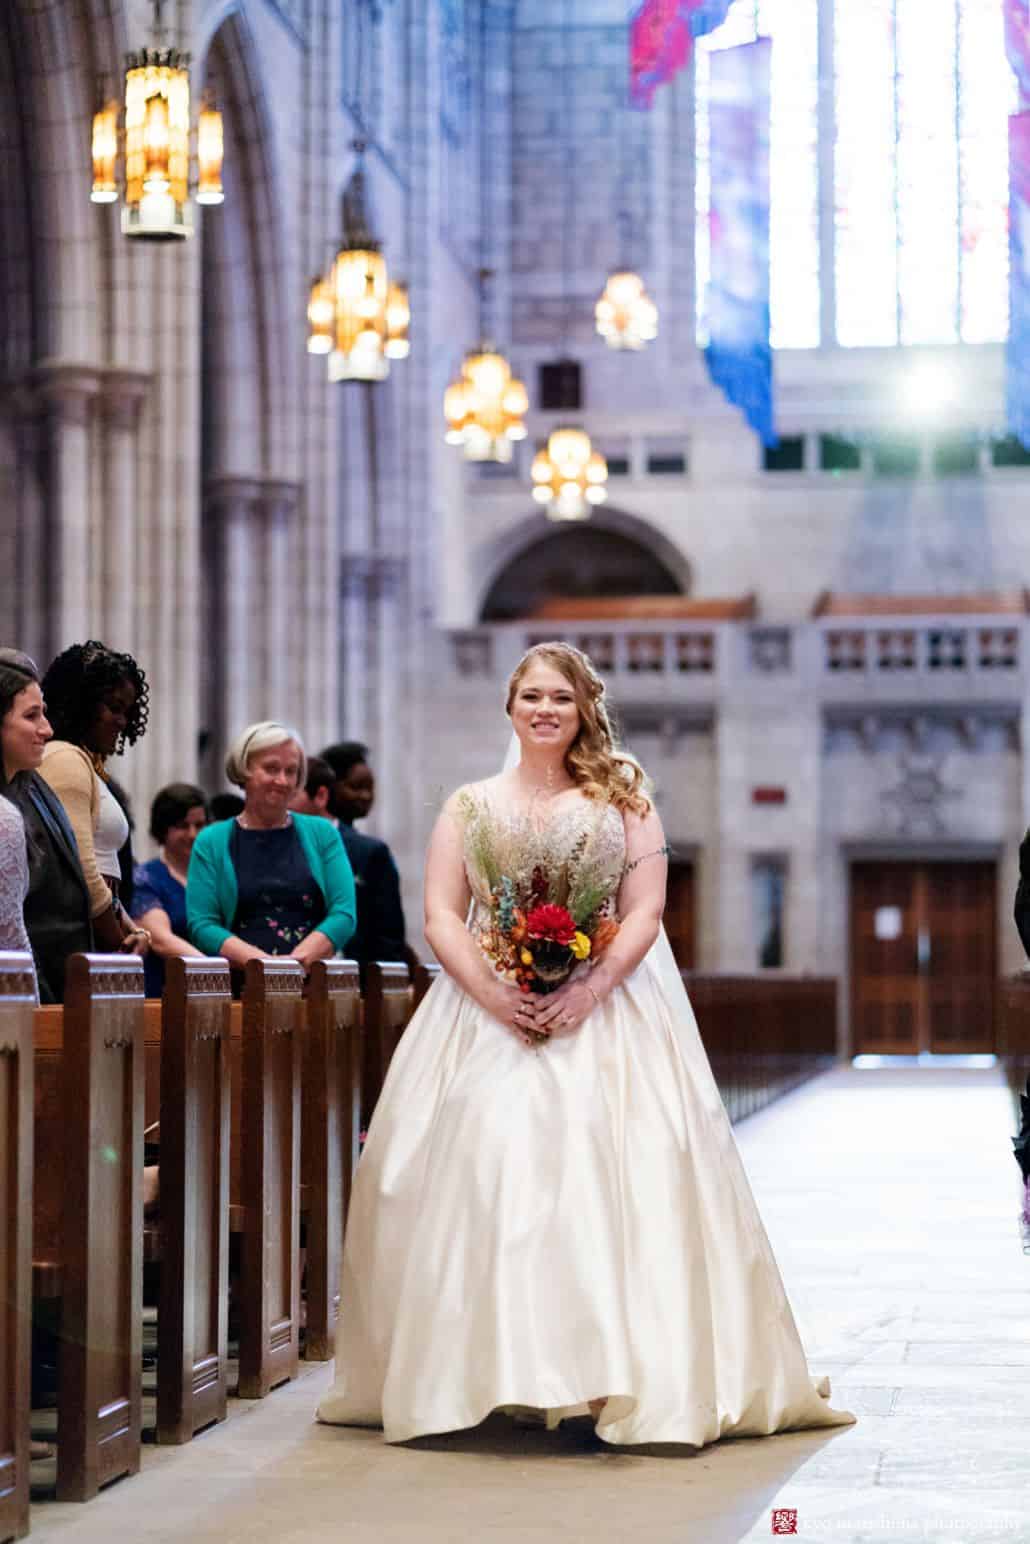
left=850, top=861, right=996, bottom=1055
left=925, top=864, right=996, bottom=1052
left=665, top=860, right=696, bottom=969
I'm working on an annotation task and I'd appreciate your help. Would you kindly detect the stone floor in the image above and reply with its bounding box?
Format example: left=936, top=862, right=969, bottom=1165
left=26, top=1065, right=1030, bottom=1544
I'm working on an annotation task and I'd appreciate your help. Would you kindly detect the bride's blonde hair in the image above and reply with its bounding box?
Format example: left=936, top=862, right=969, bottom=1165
left=506, top=641, right=651, bottom=816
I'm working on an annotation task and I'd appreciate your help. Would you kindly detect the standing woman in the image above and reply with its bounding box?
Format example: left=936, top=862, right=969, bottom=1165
left=187, top=721, right=356, bottom=970
left=38, top=641, right=151, bottom=956
left=133, top=783, right=209, bottom=997
left=0, top=650, right=54, bottom=964
left=318, top=643, right=853, bottom=1448
left=0, top=650, right=92, bottom=1000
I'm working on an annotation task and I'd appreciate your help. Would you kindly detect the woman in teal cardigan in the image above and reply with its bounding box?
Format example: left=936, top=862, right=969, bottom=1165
left=188, top=720, right=355, bottom=969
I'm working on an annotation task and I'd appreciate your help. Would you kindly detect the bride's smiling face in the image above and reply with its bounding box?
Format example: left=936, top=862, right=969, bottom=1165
left=509, top=661, right=580, bottom=757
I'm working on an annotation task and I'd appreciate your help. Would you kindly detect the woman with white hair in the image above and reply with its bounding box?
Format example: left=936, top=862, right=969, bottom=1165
left=187, top=720, right=356, bottom=970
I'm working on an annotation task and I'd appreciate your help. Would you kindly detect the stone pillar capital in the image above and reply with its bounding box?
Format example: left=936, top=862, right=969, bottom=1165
left=29, top=361, right=105, bottom=426
left=98, top=369, right=151, bottom=431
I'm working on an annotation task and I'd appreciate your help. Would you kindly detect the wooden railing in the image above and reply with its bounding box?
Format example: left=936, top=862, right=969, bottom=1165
left=2, top=956, right=839, bottom=1536
left=684, top=972, right=838, bottom=1123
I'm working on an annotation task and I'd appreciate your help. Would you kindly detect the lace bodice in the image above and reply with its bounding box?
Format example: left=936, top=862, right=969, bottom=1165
left=0, top=793, right=33, bottom=958
left=457, top=787, right=626, bottom=925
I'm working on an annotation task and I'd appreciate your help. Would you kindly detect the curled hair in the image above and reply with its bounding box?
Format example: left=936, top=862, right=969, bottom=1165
left=149, top=782, right=208, bottom=845
left=225, top=721, right=306, bottom=790
left=319, top=740, right=370, bottom=780
left=506, top=641, right=651, bottom=816
left=41, top=641, right=149, bottom=754
left=0, top=648, right=41, bottom=726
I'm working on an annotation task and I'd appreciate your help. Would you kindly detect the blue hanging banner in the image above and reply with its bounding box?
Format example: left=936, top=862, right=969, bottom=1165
left=1008, top=113, right=1030, bottom=448
left=1006, top=1, right=1030, bottom=446
left=702, top=38, right=777, bottom=448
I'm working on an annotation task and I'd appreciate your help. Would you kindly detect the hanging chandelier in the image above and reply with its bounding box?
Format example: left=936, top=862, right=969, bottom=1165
left=89, top=0, right=223, bottom=240
left=307, top=157, right=409, bottom=381
left=595, top=269, right=658, bottom=350
left=443, top=345, right=528, bottom=462
left=531, top=427, right=608, bottom=521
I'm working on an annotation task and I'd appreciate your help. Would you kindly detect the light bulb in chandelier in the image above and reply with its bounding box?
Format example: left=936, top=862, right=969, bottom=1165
left=595, top=268, right=658, bottom=350
left=529, top=426, right=607, bottom=520
left=443, top=344, right=528, bottom=462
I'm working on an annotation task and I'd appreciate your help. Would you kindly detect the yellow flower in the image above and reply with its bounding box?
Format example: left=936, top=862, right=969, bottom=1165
left=570, top=932, right=592, bottom=960
left=520, top=948, right=534, bottom=966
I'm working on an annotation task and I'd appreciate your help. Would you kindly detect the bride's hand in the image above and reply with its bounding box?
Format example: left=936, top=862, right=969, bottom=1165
left=533, top=980, right=599, bottom=1037
left=488, top=983, right=548, bottom=1045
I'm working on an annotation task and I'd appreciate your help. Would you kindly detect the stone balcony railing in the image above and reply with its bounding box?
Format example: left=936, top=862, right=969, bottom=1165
left=446, top=615, right=1026, bottom=716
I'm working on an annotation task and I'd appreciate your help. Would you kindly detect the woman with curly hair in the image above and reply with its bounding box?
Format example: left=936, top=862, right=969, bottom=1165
left=319, top=642, right=853, bottom=1451
left=38, top=641, right=151, bottom=957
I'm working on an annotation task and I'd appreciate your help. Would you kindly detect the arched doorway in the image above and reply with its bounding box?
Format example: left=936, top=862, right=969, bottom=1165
left=480, top=514, right=689, bottom=622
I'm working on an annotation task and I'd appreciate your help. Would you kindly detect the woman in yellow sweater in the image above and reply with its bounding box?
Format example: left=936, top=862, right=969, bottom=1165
left=39, top=641, right=151, bottom=956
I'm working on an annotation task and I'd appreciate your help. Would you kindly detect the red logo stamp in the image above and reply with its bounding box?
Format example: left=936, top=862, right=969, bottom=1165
left=771, top=1510, right=798, bottom=1537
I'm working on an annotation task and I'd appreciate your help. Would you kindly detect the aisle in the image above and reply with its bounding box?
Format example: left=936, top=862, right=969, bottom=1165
left=28, top=1066, right=1026, bottom=1544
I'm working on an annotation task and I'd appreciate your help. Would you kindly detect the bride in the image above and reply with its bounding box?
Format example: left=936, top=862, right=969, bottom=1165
left=317, top=641, right=854, bottom=1447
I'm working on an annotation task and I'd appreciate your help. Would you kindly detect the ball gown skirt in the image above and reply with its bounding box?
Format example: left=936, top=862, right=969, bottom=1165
left=316, top=926, right=854, bottom=1447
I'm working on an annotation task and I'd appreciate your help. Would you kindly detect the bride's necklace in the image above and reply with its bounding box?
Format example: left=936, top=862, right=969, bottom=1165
left=513, top=764, right=576, bottom=803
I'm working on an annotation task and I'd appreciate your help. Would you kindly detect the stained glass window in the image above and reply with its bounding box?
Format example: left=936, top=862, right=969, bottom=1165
left=695, top=0, right=820, bottom=348
left=834, top=0, right=1014, bottom=346
left=695, top=0, right=1015, bottom=350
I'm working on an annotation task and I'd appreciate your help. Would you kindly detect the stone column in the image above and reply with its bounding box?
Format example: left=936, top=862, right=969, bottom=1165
left=370, top=554, right=406, bottom=839
left=98, top=369, right=150, bottom=654
left=205, top=476, right=262, bottom=762
left=339, top=554, right=373, bottom=743
left=32, top=363, right=102, bottom=650
left=258, top=480, right=301, bottom=723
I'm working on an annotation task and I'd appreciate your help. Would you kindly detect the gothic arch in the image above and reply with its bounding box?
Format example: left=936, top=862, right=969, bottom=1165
left=476, top=507, right=692, bottom=622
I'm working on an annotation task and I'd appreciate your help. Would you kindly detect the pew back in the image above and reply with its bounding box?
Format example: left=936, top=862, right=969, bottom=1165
left=237, top=959, right=305, bottom=1399
left=51, top=955, right=145, bottom=1501
left=0, top=953, right=34, bottom=1543
left=156, top=958, right=232, bottom=1443
left=412, top=960, right=441, bottom=1009
left=362, top=962, right=415, bottom=1129
left=302, top=960, right=362, bottom=1361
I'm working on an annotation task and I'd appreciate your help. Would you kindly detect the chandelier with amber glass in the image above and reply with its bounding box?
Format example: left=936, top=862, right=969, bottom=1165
left=90, top=1, right=223, bottom=240
left=595, top=268, right=658, bottom=350
left=443, top=345, right=528, bottom=462
left=531, top=427, right=608, bottom=521
left=307, top=160, right=409, bottom=382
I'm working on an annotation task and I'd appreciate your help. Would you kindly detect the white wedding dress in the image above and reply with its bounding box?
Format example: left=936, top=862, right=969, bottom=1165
left=317, top=791, right=853, bottom=1446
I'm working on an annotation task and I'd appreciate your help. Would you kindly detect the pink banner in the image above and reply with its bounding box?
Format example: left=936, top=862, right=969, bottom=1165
left=1008, top=113, right=1030, bottom=444
left=629, top=0, right=733, bottom=110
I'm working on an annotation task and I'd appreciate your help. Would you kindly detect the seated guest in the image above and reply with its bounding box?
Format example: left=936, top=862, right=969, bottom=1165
left=38, top=642, right=151, bottom=958
left=209, top=791, right=245, bottom=822
left=319, top=740, right=413, bottom=973
left=0, top=650, right=55, bottom=970
left=188, top=721, right=356, bottom=970
left=290, top=754, right=335, bottom=819
left=0, top=650, right=92, bottom=1001
left=133, top=783, right=209, bottom=997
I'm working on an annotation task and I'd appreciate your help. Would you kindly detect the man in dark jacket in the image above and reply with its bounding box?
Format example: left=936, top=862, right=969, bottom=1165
left=318, top=742, right=412, bottom=974
left=1016, top=830, right=1030, bottom=959
left=6, top=769, right=93, bottom=1002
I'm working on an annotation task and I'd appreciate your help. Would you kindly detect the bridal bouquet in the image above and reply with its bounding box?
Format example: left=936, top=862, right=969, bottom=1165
left=482, top=871, right=619, bottom=997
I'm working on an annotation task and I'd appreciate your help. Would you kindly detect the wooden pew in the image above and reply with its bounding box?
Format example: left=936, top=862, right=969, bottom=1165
left=235, top=959, right=305, bottom=1399
left=33, top=955, right=145, bottom=1502
left=412, top=960, right=441, bottom=1010
left=361, top=962, right=415, bottom=1130
left=302, top=960, right=362, bottom=1362
left=0, top=953, right=34, bottom=1543
left=156, top=959, right=232, bottom=1443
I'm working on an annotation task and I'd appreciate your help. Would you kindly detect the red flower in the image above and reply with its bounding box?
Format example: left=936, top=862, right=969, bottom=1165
left=525, top=903, right=577, bottom=946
